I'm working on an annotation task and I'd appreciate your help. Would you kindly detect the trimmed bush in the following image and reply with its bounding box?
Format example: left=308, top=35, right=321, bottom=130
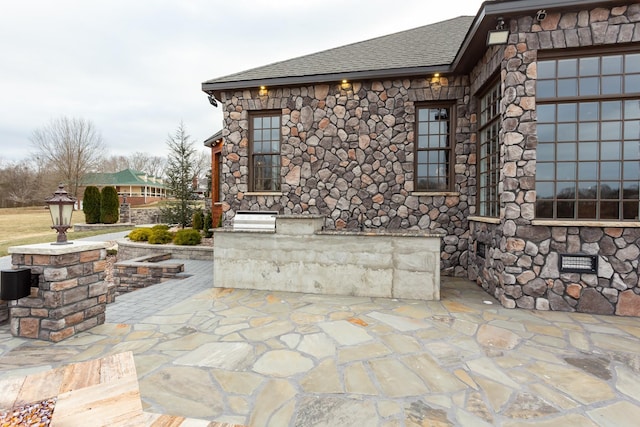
left=173, top=229, right=202, bottom=246
left=148, top=229, right=173, bottom=244
left=83, top=186, right=101, bottom=224
left=204, top=211, right=213, bottom=238
left=127, top=228, right=152, bottom=242
left=100, top=186, right=120, bottom=224
left=152, top=224, right=170, bottom=231
left=192, top=209, right=204, bottom=231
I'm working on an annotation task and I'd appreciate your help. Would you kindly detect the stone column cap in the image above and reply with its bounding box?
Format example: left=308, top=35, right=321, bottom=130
left=8, top=241, right=108, bottom=255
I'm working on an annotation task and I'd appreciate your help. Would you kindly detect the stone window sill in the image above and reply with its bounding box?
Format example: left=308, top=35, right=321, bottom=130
left=532, top=220, right=640, bottom=228
left=244, top=192, right=283, bottom=196
left=411, top=192, right=460, bottom=197
left=468, top=216, right=501, bottom=224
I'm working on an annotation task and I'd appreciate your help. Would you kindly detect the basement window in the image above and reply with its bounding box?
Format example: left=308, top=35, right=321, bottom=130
left=558, top=253, right=598, bottom=273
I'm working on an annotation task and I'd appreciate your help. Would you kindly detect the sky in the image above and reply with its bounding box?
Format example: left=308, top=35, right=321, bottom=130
left=0, top=0, right=485, bottom=164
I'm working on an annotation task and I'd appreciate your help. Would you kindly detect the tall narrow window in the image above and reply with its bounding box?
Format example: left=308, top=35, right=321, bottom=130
left=415, top=105, right=452, bottom=191
left=536, top=51, right=640, bottom=220
left=478, top=79, right=501, bottom=217
left=250, top=113, right=281, bottom=192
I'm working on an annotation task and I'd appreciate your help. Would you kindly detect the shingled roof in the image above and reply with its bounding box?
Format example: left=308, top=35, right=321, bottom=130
left=203, top=16, right=475, bottom=91
left=82, top=169, right=166, bottom=188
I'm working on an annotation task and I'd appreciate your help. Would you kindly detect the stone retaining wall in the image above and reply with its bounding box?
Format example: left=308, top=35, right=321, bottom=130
left=114, top=254, right=185, bottom=294
left=117, top=239, right=213, bottom=261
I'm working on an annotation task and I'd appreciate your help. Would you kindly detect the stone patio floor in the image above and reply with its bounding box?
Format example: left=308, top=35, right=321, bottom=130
left=1, top=259, right=640, bottom=426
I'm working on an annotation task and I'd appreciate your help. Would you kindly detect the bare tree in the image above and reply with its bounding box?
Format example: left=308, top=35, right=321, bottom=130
left=30, top=116, right=104, bottom=197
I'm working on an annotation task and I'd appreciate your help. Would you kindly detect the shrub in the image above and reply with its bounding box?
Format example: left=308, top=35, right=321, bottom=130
left=152, top=224, right=170, bottom=231
left=204, top=211, right=213, bottom=238
left=148, top=229, right=173, bottom=244
left=173, top=229, right=202, bottom=246
left=192, top=209, right=204, bottom=231
left=83, top=186, right=101, bottom=224
left=127, top=228, right=152, bottom=242
left=100, top=186, right=120, bottom=224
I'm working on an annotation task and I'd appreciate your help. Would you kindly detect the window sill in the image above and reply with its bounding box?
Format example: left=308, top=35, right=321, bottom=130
left=244, top=192, right=283, bottom=196
left=468, top=216, right=501, bottom=224
left=411, top=192, right=460, bottom=197
left=532, top=219, right=640, bottom=228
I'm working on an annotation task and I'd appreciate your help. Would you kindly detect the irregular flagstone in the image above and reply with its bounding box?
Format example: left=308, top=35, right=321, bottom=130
left=338, top=341, right=392, bottom=364
left=503, top=413, right=598, bottom=427
left=300, top=359, right=343, bottom=393
left=379, top=333, right=422, bottom=353
left=280, top=333, right=301, bottom=349
left=590, top=333, right=640, bottom=353
left=403, top=354, right=466, bottom=393
left=139, top=366, right=224, bottom=419
left=564, top=356, right=611, bottom=380
left=215, top=322, right=250, bottom=335
left=614, top=365, right=640, bottom=401
left=241, top=320, right=294, bottom=341
left=474, top=376, right=513, bottom=412
left=253, top=350, right=314, bottom=377
left=466, top=358, right=521, bottom=389
left=211, top=370, right=263, bottom=395
left=476, top=324, right=521, bottom=350
left=298, top=333, right=336, bottom=359
left=527, top=361, right=615, bottom=404
left=454, top=408, right=495, bottom=427
left=294, top=396, right=378, bottom=427
left=367, top=311, right=432, bottom=331
left=587, top=401, right=640, bottom=427
left=368, top=358, right=429, bottom=397
left=344, top=362, right=378, bottom=395
left=269, top=399, right=296, bottom=427
left=133, top=354, right=173, bottom=377
left=405, top=400, right=454, bottom=427
left=318, top=320, right=372, bottom=345
left=528, top=383, right=579, bottom=410
left=249, top=379, right=297, bottom=427
left=502, top=392, right=559, bottom=419
left=173, top=342, right=254, bottom=370
left=465, top=391, right=494, bottom=423
left=154, top=332, right=218, bottom=351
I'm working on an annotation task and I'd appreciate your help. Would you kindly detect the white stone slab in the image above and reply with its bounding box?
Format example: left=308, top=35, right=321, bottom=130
left=173, top=342, right=254, bottom=370
left=318, top=320, right=372, bottom=346
left=367, top=311, right=432, bottom=331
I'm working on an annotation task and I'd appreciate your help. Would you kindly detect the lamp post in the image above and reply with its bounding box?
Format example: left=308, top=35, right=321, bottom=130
left=46, top=183, right=75, bottom=245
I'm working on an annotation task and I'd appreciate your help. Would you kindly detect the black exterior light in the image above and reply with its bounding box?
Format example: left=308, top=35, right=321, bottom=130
left=45, top=183, right=75, bottom=245
left=487, top=17, right=509, bottom=46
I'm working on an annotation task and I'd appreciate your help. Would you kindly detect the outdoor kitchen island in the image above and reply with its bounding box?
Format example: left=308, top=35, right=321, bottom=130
left=213, top=214, right=443, bottom=300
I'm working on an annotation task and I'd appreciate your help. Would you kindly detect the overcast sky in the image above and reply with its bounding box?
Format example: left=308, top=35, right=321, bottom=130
left=0, top=0, right=485, bottom=164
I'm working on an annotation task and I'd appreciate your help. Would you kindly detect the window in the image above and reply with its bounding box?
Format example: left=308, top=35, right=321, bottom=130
left=536, top=51, right=640, bottom=220
left=478, top=79, right=501, bottom=217
left=415, top=105, right=453, bottom=191
left=250, top=113, right=281, bottom=192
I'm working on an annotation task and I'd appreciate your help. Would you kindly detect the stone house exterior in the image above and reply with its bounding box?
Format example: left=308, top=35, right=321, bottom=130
left=202, top=0, right=640, bottom=316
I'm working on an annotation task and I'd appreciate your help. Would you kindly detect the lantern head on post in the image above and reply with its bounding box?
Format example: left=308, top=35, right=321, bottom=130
left=46, top=183, right=75, bottom=245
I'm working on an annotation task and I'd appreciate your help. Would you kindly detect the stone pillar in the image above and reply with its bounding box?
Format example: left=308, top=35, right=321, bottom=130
left=119, top=202, right=131, bottom=224
left=7, top=241, right=109, bottom=342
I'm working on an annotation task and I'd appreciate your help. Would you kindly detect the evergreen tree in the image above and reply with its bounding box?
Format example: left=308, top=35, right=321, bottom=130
left=161, top=122, right=198, bottom=227
left=100, top=186, right=119, bottom=224
left=83, top=186, right=101, bottom=224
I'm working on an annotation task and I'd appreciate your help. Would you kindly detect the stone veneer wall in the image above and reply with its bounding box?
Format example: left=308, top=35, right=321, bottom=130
left=120, top=205, right=163, bottom=225
left=219, top=77, right=474, bottom=274
left=472, top=4, right=640, bottom=315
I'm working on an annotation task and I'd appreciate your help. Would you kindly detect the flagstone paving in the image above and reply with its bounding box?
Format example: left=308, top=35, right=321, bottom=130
left=0, top=259, right=639, bottom=426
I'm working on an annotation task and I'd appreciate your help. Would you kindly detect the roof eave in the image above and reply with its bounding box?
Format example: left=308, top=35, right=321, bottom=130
left=202, top=65, right=451, bottom=94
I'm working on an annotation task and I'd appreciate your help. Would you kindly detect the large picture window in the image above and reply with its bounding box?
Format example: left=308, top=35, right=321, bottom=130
left=536, top=51, right=640, bottom=220
left=415, top=105, right=452, bottom=191
left=250, top=113, right=281, bottom=192
left=478, top=79, right=501, bottom=217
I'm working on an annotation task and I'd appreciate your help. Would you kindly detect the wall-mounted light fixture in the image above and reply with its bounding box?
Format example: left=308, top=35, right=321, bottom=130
left=259, top=86, right=268, bottom=96
left=341, top=79, right=350, bottom=90
left=536, top=10, right=547, bottom=21
left=207, top=94, right=218, bottom=107
left=487, top=16, right=509, bottom=46
left=430, top=73, right=442, bottom=84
